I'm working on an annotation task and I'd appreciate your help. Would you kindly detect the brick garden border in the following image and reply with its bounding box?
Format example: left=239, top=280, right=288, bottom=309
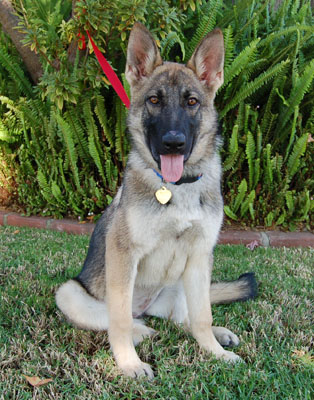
left=0, top=210, right=313, bottom=247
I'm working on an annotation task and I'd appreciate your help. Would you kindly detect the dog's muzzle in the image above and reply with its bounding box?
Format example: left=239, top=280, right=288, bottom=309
left=161, top=130, right=186, bottom=154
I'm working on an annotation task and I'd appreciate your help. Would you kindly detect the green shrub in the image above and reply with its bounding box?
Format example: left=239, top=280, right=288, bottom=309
left=214, top=0, right=314, bottom=230
left=0, top=0, right=313, bottom=229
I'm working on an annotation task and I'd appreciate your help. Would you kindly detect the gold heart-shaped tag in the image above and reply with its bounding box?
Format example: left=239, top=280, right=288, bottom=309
left=155, top=186, right=172, bottom=204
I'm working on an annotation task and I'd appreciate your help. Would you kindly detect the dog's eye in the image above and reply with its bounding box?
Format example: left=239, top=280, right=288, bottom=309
left=149, top=96, right=160, bottom=105
left=187, top=97, right=198, bottom=106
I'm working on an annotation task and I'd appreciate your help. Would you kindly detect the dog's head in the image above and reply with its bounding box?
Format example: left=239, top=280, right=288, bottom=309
left=126, top=23, right=224, bottom=182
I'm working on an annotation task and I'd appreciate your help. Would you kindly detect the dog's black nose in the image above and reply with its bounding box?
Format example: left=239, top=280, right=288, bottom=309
left=162, top=131, right=186, bottom=153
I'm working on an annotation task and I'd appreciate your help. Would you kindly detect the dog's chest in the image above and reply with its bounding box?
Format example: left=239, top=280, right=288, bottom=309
left=128, top=187, right=217, bottom=288
left=129, top=185, right=206, bottom=248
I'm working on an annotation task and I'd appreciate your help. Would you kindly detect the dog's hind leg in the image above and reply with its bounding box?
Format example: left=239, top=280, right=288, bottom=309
left=211, top=326, right=239, bottom=347
left=132, top=319, right=156, bottom=346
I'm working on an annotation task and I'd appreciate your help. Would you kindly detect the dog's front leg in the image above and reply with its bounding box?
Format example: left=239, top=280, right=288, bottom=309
left=183, top=251, right=241, bottom=362
left=106, top=234, right=154, bottom=379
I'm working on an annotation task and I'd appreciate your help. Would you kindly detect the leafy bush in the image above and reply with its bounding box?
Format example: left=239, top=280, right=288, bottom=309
left=214, top=0, right=314, bottom=230
left=0, top=0, right=313, bottom=229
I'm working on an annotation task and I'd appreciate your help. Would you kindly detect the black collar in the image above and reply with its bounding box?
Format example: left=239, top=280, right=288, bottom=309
left=153, top=169, right=203, bottom=185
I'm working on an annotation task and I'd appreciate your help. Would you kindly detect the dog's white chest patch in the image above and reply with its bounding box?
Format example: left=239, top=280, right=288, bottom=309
left=128, top=183, right=221, bottom=290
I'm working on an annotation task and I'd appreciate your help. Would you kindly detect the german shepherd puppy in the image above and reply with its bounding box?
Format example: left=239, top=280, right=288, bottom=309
left=56, top=23, right=257, bottom=379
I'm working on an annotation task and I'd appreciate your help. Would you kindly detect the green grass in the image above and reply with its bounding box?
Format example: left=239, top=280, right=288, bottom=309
left=0, top=225, right=313, bottom=399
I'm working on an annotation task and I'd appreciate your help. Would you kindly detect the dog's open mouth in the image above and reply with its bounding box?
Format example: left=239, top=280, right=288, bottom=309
left=160, top=154, right=184, bottom=183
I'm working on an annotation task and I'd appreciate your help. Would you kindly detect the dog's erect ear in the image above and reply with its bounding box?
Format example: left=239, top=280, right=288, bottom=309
left=187, top=28, right=224, bottom=92
left=126, top=23, right=163, bottom=87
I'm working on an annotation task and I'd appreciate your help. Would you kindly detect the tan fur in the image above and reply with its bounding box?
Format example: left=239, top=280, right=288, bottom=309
left=55, top=23, right=257, bottom=379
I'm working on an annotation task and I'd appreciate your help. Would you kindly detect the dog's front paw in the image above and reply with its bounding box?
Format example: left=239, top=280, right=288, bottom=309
left=120, top=361, right=154, bottom=380
left=218, top=350, right=243, bottom=363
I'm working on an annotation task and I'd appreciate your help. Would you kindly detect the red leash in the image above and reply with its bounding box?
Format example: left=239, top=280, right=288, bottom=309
left=84, top=31, right=130, bottom=109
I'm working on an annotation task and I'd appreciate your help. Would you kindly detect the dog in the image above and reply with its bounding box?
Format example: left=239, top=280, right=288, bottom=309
left=56, top=23, right=257, bottom=379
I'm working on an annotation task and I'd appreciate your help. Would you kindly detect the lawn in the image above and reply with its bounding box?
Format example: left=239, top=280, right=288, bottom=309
left=0, top=226, right=313, bottom=399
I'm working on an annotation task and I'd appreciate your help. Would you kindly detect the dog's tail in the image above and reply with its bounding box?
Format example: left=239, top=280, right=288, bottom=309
left=210, top=272, right=258, bottom=305
left=55, top=279, right=109, bottom=331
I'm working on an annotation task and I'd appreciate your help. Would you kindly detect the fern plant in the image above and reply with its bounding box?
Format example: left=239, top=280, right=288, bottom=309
left=0, top=0, right=313, bottom=229
left=215, top=0, right=314, bottom=229
left=184, top=0, right=223, bottom=61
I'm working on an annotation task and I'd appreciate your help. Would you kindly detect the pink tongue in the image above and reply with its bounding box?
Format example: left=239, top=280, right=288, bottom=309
left=160, top=155, right=184, bottom=182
